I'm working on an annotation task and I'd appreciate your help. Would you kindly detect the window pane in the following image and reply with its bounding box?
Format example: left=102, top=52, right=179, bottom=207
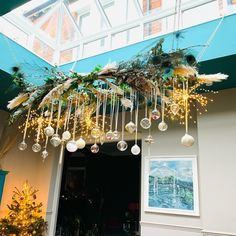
left=144, top=19, right=162, bottom=38
left=83, top=37, right=107, bottom=57
left=33, top=37, right=54, bottom=62
left=60, top=48, right=75, bottom=64
left=112, top=31, right=127, bottom=49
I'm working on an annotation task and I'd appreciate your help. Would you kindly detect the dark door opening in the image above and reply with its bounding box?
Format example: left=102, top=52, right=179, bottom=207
left=56, top=141, right=141, bottom=236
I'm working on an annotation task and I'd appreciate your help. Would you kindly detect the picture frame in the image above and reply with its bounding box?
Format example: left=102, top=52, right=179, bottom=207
left=144, top=155, right=199, bottom=216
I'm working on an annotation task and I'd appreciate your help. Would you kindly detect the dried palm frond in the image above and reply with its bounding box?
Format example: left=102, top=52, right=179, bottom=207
left=39, top=78, right=76, bottom=107
left=108, top=82, right=124, bottom=95
left=7, top=93, right=29, bottom=110
left=173, top=65, right=197, bottom=77
left=197, top=73, right=228, bottom=83
left=98, top=62, right=118, bottom=76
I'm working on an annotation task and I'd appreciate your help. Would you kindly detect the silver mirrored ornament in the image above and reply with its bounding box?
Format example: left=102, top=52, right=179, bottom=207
left=106, top=130, right=114, bottom=141
left=66, top=140, right=78, bottom=152
left=117, top=140, right=128, bottom=151
left=91, top=143, right=99, bottom=153
left=131, top=144, right=141, bottom=155
left=125, top=121, right=136, bottom=134
left=140, top=118, right=151, bottom=129
left=32, top=143, right=42, bottom=153
left=113, top=130, right=120, bottom=140
left=50, top=134, right=61, bottom=147
left=181, top=133, right=195, bottom=147
left=151, top=109, right=160, bottom=120
left=62, top=130, right=71, bottom=141
left=158, top=121, right=168, bottom=132
left=170, top=103, right=180, bottom=115
left=44, top=126, right=55, bottom=137
left=18, top=141, right=27, bottom=151
left=41, top=149, right=49, bottom=160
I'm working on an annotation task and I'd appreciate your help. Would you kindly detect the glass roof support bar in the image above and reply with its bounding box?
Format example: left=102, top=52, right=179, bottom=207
left=62, top=2, right=83, bottom=37
left=36, top=2, right=60, bottom=29
left=94, top=0, right=112, bottom=28
left=132, top=0, right=143, bottom=17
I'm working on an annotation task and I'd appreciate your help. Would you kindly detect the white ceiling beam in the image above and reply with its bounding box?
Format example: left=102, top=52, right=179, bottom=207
left=132, top=0, right=143, bottom=17
left=94, top=0, right=112, bottom=28
left=62, top=2, right=83, bottom=37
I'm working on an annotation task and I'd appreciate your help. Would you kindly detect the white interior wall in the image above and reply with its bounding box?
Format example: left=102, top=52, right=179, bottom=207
left=141, top=87, right=236, bottom=236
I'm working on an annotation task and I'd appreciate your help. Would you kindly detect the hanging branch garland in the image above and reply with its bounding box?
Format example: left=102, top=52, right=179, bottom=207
left=7, top=39, right=228, bottom=157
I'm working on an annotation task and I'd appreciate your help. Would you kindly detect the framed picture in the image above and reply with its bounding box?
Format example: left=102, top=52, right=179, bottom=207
left=144, top=155, right=199, bottom=216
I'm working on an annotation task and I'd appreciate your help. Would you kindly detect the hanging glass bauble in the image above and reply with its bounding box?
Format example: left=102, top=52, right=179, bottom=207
left=32, top=143, right=42, bottom=153
left=125, top=121, right=136, bottom=134
left=151, top=109, right=161, bottom=120
left=131, top=144, right=141, bottom=155
left=158, top=121, right=168, bottom=132
left=91, top=127, right=101, bottom=139
left=18, top=141, right=27, bottom=151
left=44, top=126, right=55, bottom=137
left=41, top=149, right=49, bottom=160
left=100, top=132, right=106, bottom=145
left=50, top=134, right=61, bottom=147
left=145, top=135, right=155, bottom=144
left=170, top=103, right=180, bottom=115
left=113, top=130, right=120, bottom=140
left=62, top=130, right=71, bottom=141
left=117, top=140, right=128, bottom=151
left=76, top=138, right=86, bottom=149
left=66, top=140, right=78, bottom=152
left=181, top=133, right=195, bottom=147
left=106, top=130, right=114, bottom=141
left=91, top=143, right=99, bottom=153
left=140, top=118, right=151, bottom=129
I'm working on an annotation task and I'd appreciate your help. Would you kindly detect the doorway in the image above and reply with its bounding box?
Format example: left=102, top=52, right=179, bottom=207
left=56, top=141, right=141, bottom=236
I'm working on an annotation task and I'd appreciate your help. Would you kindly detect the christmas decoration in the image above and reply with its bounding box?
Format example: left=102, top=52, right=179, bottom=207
left=0, top=181, right=47, bottom=235
left=7, top=39, right=227, bottom=156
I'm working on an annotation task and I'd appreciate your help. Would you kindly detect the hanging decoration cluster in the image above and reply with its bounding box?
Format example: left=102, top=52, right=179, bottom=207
left=7, top=39, right=227, bottom=159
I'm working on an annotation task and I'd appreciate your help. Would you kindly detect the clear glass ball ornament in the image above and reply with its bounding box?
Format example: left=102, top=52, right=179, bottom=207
left=125, top=121, right=136, bottom=134
left=91, top=143, right=99, bottom=153
left=145, top=135, right=155, bottom=144
left=41, top=149, right=49, bottom=160
left=62, top=130, right=71, bottom=141
left=117, top=140, right=128, bottom=151
left=76, top=137, right=86, bottom=149
left=170, top=103, right=180, bottom=115
left=113, top=130, right=120, bottom=140
left=158, top=121, right=168, bottom=132
left=18, top=141, right=27, bottom=151
left=66, top=140, right=78, bottom=152
left=131, top=144, right=141, bottom=155
left=140, top=118, right=151, bottom=129
left=106, top=130, right=114, bottom=141
left=181, top=133, right=195, bottom=147
left=32, top=143, right=41, bottom=153
left=50, top=134, right=61, bottom=147
left=151, top=109, right=161, bottom=120
left=91, top=127, right=101, bottom=139
left=100, top=132, right=105, bottom=145
left=44, top=126, right=54, bottom=137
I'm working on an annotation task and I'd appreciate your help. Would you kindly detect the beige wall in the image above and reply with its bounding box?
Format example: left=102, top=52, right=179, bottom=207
left=141, top=88, right=236, bottom=236
left=0, top=110, right=57, bottom=219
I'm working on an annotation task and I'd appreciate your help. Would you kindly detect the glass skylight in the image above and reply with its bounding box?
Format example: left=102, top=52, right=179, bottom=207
left=1, top=0, right=235, bottom=65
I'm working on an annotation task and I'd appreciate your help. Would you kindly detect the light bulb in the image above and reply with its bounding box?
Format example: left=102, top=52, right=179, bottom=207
left=106, top=130, right=114, bottom=141
left=66, top=140, right=78, bottom=152
left=181, top=133, right=195, bottom=147
left=41, top=150, right=49, bottom=160
left=91, top=127, right=101, bottom=139
left=131, top=144, right=141, bottom=155
left=158, top=121, right=168, bottom=132
left=113, top=130, right=120, bottom=140
left=18, top=141, right=27, bottom=151
left=32, top=143, right=41, bottom=153
left=44, top=126, right=54, bottom=137
left=140, top=118, right=151, bottom=129
left=170, top=103, right=179, bottom=115
left=117, top=140, right=128, bottom=151
left=76, top=138, right=86, bottom=149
